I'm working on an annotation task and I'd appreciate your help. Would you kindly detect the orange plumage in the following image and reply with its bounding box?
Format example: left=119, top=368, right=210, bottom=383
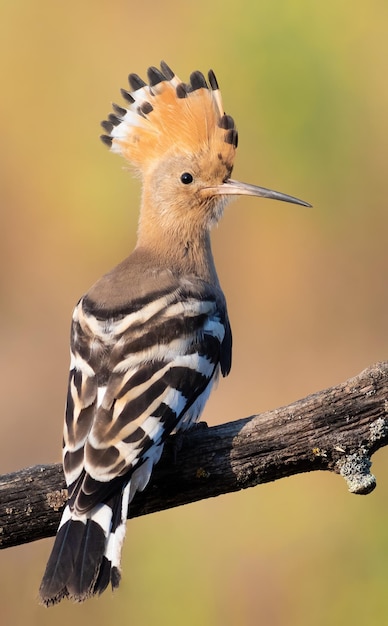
left=101, top=62, right=237, bottom=176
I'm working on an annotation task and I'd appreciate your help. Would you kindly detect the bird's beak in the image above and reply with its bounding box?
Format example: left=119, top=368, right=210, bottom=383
left=208, top=178, right=312, bottom=207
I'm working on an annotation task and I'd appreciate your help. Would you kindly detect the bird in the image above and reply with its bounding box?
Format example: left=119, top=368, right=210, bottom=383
left=39, top=61, right=311, bottom=606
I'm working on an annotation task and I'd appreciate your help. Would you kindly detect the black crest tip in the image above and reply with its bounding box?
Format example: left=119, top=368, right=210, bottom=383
left=108, top=113, right=121, bottom=126
left=208, top=69, right=219, bottom=90
left=112, top=103, right=127, bottom=118
left=160, top=60, right=175, bottom=80
left=218, top=114, right=235, bottom=130
left=128, top=73, right=146, bottom=91
left=147, top=66, right=166, bottom=87
left=190, top=71, right=208, bottom=91
left=224, top=128, right=238, bottom=147
left=120, top=88, right=135, bottom=104
left=100, top=120, right=113, bottom=133
left=139, top=101, right=153, bottom=115
left=100, top=135, right=113, bottom=148
left=176, top=83, right=189, bottom=98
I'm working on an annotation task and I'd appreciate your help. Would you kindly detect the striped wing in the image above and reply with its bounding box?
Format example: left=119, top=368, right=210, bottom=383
left=63, top=279, right=231, bottom=514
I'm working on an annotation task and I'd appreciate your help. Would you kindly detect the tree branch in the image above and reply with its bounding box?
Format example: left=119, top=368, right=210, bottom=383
left=1, top=362, right=387, bottom=550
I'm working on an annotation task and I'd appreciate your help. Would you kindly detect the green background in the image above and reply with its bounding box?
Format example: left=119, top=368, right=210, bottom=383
left=1, top=1, right=387, bottom=625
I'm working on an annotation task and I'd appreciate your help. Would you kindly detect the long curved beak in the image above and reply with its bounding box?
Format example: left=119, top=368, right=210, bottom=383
left=208, top=178, right=312, bottom=207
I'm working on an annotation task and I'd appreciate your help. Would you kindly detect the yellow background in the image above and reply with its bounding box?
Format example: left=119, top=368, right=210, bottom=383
left=1, top=1, right=387, bottom=625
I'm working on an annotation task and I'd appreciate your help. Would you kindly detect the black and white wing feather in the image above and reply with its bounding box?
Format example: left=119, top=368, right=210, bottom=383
left=39, top=261, right=231, bottom=605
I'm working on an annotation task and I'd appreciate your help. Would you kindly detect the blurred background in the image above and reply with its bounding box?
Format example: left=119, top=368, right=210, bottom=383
left=1, top=1, right=387, bottom=624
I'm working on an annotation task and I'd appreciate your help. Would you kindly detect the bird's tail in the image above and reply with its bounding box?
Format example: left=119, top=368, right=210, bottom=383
left=39, top=482, right=131, bottom=606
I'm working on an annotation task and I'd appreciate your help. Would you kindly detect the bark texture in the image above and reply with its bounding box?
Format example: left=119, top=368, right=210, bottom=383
left=1, top=362, right=387, bottom=550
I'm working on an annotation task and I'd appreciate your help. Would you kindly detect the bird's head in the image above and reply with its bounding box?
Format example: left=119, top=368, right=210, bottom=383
left=101, top=62, right=311, bottom=234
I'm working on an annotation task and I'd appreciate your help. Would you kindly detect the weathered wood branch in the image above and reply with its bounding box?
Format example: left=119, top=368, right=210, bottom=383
left=1, top=361, right=387, bottom=550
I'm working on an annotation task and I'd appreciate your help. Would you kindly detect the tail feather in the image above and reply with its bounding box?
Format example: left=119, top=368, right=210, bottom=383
left=92, top=555, right=116, bottom=596
left=39, top=483, right=130, bottom=606
left=38, top=516, right=85, bottom=605
left=66, top=518, right=107, bottom=600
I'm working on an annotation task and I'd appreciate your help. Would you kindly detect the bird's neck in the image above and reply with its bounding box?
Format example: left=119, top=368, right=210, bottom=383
left=136, top=196, right=219, bottom=286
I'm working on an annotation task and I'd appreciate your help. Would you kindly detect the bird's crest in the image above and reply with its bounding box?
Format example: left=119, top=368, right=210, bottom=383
left=101, top=61, right=238, bottom=174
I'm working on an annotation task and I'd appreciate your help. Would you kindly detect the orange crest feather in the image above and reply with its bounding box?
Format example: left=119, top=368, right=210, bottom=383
left=101, top=62, right=238, bottom=174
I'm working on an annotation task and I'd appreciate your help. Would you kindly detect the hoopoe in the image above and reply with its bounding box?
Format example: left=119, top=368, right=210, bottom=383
left=39, top=61, right=311, bottom=606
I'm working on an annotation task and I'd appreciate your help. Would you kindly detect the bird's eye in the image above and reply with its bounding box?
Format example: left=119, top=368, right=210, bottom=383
left=180, top=172, right=194, bottom=185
